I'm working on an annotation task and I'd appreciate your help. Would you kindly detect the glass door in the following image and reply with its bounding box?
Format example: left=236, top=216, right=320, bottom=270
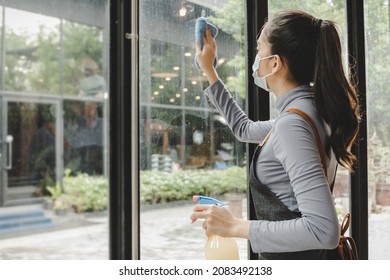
left=0, top=96, right=60, bottom=206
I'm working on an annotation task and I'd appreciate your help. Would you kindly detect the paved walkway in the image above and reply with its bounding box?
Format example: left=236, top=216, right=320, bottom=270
left=0, top=203, right=389, bottom=260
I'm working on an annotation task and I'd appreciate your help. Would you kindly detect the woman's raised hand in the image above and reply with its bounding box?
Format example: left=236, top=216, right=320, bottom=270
left=195, top=27, right=219, bottom=85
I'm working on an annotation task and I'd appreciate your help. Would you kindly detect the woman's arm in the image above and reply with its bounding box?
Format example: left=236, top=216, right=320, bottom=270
left=197, top=28, right=273, bottom=143
left=205, top=81, right=273, bottom=143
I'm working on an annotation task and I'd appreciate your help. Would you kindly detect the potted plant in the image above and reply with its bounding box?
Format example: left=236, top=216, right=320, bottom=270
left=47, top=184, right=69, bottom=215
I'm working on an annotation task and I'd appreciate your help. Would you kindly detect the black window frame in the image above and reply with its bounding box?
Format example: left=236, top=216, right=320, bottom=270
left=109, top=0, right=139, bottom=259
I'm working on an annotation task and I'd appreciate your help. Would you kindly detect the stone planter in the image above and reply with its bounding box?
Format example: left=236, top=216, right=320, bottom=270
left=54, top=208, right=68, bottom=216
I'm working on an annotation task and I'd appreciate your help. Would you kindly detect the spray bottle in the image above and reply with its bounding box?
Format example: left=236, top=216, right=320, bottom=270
left=193, top=195, right=239, bottom=260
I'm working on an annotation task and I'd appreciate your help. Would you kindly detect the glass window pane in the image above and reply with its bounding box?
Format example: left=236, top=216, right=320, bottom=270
left=0, top=0, right=109, bottom=260
left=364, top=0, right=390, bottom=260
left=140, top=0, right=247, bottom=260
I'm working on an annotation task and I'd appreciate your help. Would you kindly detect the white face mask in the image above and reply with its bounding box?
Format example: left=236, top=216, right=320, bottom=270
left=252, top=54, right=276, bottom=92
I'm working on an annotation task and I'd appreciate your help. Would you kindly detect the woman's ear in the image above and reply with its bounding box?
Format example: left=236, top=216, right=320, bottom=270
left=272, top=54, right=283, bottom=73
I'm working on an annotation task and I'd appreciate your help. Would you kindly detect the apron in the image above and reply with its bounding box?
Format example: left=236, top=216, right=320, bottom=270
left=249, top=137, right=327, bottom=260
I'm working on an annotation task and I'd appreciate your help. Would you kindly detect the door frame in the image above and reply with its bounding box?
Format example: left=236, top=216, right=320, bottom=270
left=0, top=93, right=62, bottom=206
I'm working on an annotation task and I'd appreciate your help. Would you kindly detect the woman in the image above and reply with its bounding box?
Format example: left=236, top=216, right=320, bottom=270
left=190, top=9, right=360, bottom=259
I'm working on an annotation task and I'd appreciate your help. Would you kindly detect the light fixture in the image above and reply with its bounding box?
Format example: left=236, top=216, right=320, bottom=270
left=179, top=2, right=194, bottom=17
left=179, top=6, right=187, bottom=17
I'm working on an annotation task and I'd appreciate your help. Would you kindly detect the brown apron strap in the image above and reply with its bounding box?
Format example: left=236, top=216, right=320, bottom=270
left=259, top=129, right=273, bottom=147
left=286, top=108, right=328, bottom=178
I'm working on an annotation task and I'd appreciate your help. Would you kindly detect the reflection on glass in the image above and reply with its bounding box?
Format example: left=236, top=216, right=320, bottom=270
left=8, top=103, right=56, bottom=194
left=364, top=0, right=390, bottom=260
left=64, top=100, right=105, bottom=175
left=63, top=21, right=105, bottom=97
left=0, top=1, right=109, bottom=260
left=140, top=0, right=247, bottom=259
left=4, top=8, right=60, bottom=94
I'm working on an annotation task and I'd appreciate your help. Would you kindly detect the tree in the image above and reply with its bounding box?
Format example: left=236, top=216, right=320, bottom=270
left=4, top=19, right=103, bottom=96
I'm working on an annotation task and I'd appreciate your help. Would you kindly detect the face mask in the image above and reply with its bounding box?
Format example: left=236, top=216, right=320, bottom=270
left=252, top=54, right=276, bottom=92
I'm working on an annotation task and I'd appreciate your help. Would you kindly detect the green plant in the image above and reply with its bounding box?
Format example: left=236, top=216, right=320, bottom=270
left=140, top=166, right=246, bottom=205
left=46, top=170, right=108, bottom=213
left=47, top=184, right=63, bottom=200
left=47, top=184, right=69, bottom=211
left=49, top=167, right=245, bottom=212
left=53, top=196, right=69, bottom=211
left=62, top=170, right=108, bottom=213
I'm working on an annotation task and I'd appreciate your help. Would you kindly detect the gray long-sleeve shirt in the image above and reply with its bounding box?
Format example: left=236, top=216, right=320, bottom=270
left=205, top=80, right=339, bottom=253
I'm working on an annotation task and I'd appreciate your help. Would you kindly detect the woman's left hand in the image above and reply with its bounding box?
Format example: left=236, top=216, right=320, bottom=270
left=190, top=204, right=251, bottom=239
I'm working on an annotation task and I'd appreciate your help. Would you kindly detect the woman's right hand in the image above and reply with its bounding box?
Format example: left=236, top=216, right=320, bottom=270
left=190, top=204, right=251, bottom=239
left=195, top=27, right=220, bottom=85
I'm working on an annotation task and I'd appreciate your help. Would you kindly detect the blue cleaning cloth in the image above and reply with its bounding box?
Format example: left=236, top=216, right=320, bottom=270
left=194, top=17, right=218, bottom=69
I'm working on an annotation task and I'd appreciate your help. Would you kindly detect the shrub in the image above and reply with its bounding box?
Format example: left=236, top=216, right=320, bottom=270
left=140, top=166, right=246, bottom=204
left=53, top=166, right=246, bottom=212
left=62, top=171, right=108, bottom=213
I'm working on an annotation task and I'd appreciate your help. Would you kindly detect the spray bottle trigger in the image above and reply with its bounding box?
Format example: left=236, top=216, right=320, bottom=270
left=192, top=195, right=224, bottom=206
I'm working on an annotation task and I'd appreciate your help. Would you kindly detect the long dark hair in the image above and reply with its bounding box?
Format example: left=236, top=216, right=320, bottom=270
left=263, top=9, right=360, bottom=171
